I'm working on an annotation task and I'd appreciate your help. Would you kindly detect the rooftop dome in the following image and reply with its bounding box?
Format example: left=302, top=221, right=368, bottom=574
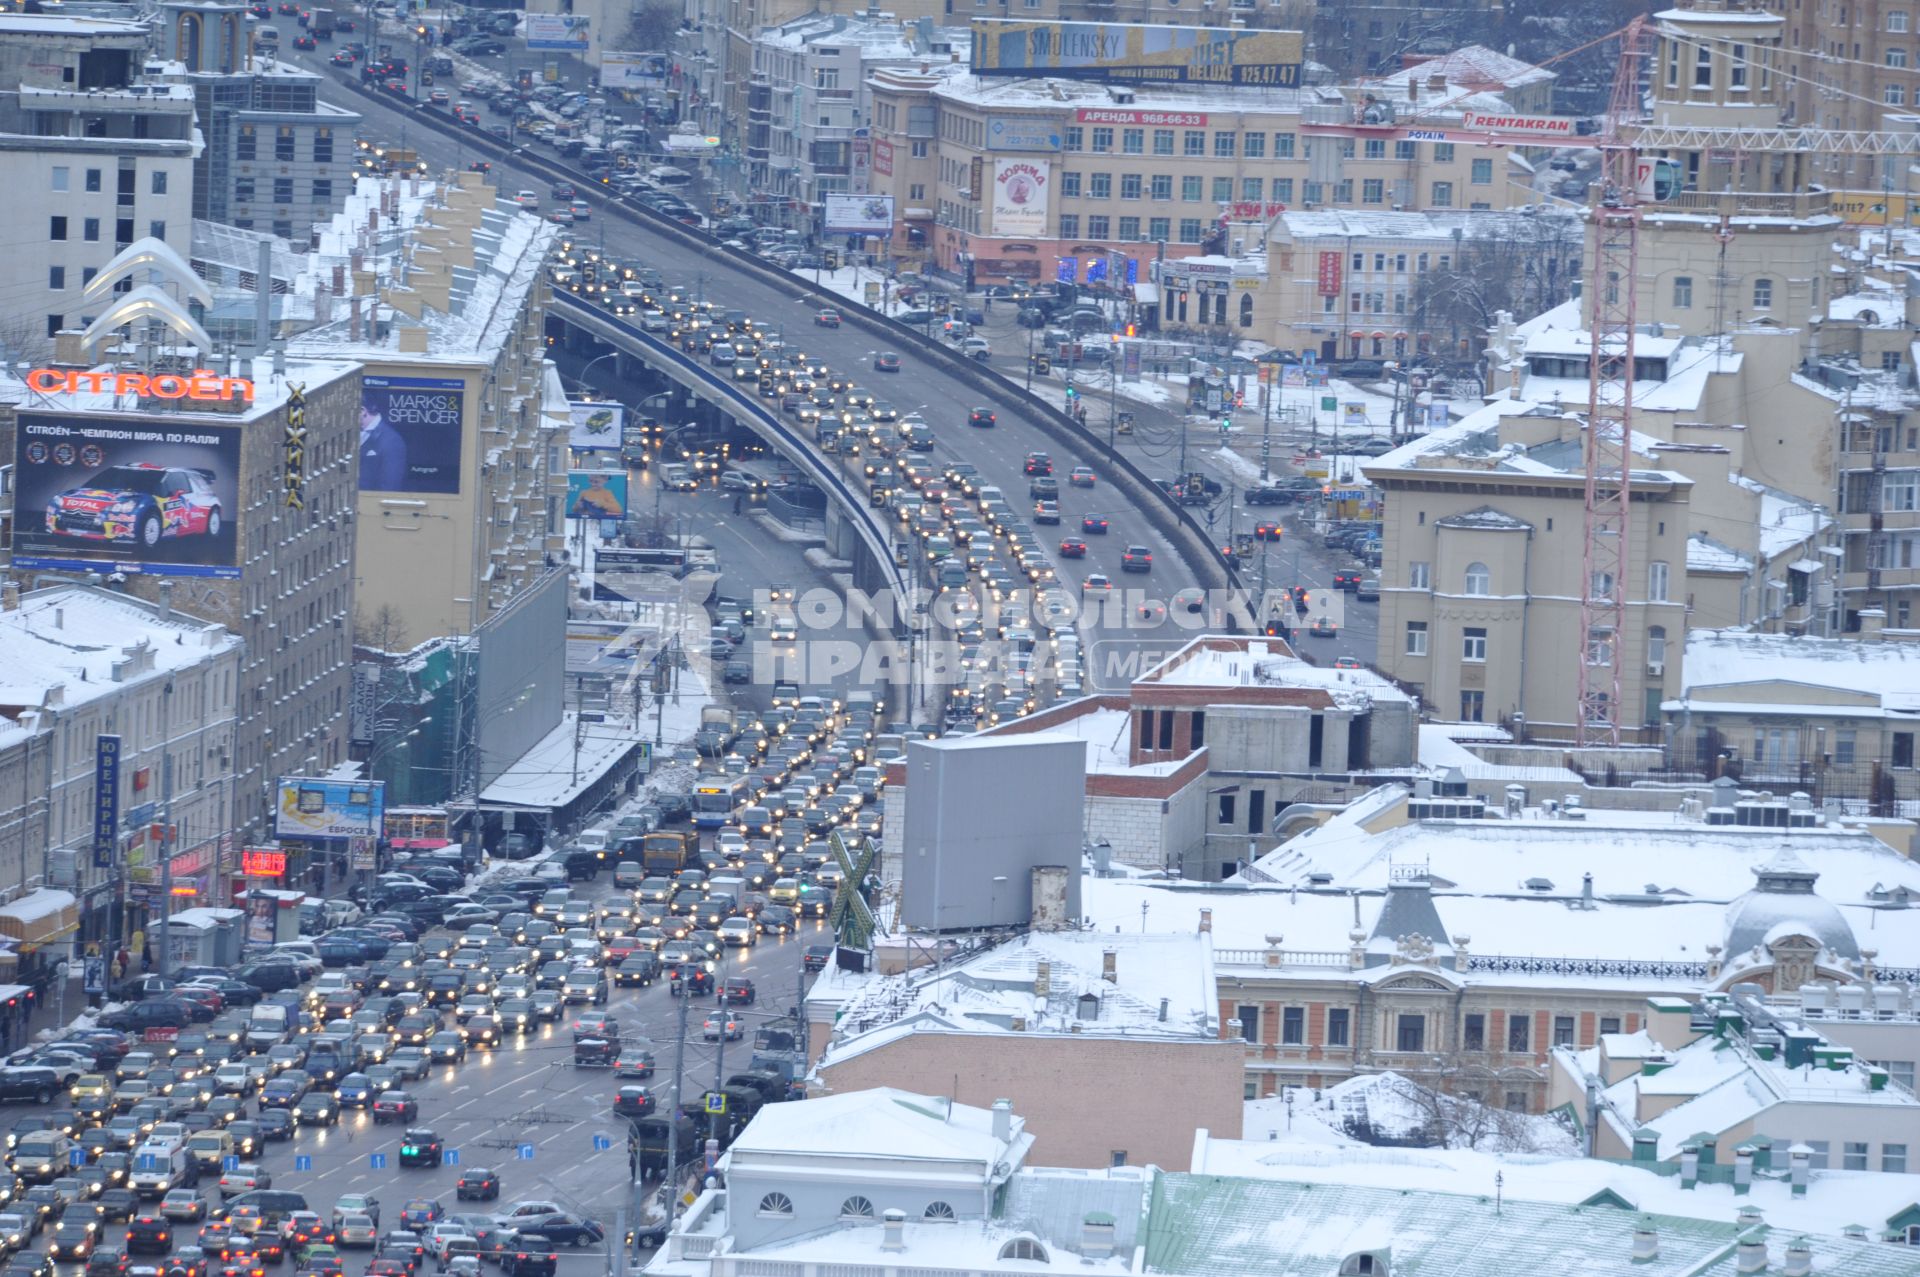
left=1723, top=849, right=1859, bottom=962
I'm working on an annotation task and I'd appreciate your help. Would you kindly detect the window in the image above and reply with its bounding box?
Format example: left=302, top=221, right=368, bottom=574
left=1057, top=215, right=1079, bottom=239
left=1122, top=128, right=1144, bottom=154
left=1181, top=175, right=1202, bottom=201
left=1189, top=711, right=1205, bottom=750
left=1509, top=1016, right=1531, bottom=1052
left=148, top=220, right=165, bottom=241
left=1891, top=47, right=1911, bottom=66
left=1673, top=276, right=1694, bottom=308
left=1063, top=127, right=1082, bottom=151
left=150, top=170, right=168, bottom=196
left=1282, top=1007, right=1304, bottom=1044
left=1470, top=158, right=1493, bottom=185
left=909, top=184, right=925, bottom=201
left=273, top=178, right=293, bottom=205
left=1893, top=10, right=1911, bottom=30
left=83, top=218, right=99, bottom=242
left=1885, top=1144, right=1909, bottom=1173
left=84, top=168, right=100, bottom=192
left=1730, top=42, right=1749, bottom=88
left=1841, top=1141, right=1870, bottom=1171
left=839, top=1197, right=874, bottom=1219
left=1395, top=139, right=1416, bottom=160
left=1152, top=129, right=1174, bottom=155
left=1119, top=216, right=1141, bottom=240
left=1214, top=131, right=1236, bottom=158
left=1464, top=1014, right=1486, bottom=1051
left=1803, top=1141, right=1830, bottom=1170
left=1464, top=562, right=1490, bottom=595
left=1553, top=1016, right=1576, bottom=1047
left=44, top=315, right=62, bottom=338
left=1888, top=84, right=1908, bottom=105
left=1244, top=132, right=1266, bottom=159
left=48, top=266, right=64, bottom=290
left=1396, top=1014, right=1425, bottom=1053
left=1120, top=173, right=1142, bottom=200
left=1363, top=138, right=1385, bottom=159
left=1061, top=171, right=1082, bottom=197
left=1178, top=218, right=1203, bottom=243
left=1184, top=130, right=1206, bottom=156
left=1505, top=1091, right=1530, bottom=1113
left=1090, top=127, right=1113, bottom=152
left=923, top=1202, right=956, bottom=1222
left=1752, top=278, right=1773, bottom=310
left=910, top=140, right=928, bottom=158
left=1649, top=560, right=1669, bottom=602
left=1431, top=181, right=1453, bottom=207
left=312, top=179, right=332, bottom=205
left=1275, top=132, right=1296, bottom=158
left=1086, top=215, right=1109, bottom=239
left=1000, top=1240, right=1049, bottom=1262
left=1088, top=172, right=1112, bottom=199
left=1236, top=1004, right=1260, bottom=1043
left=1405, top=622, right=1428, bottom=656
left=1409, top=561, right=1431, bottom=590
left=1217, top=793, right=1237, bottom=826
left=1835, top=730, right=1856, bottom=766
left=1460, top=691, right=1485, bottom=722
left=1648, top=626, right=1668, bottom=671
left=48, top=216, right=66, bottom=241
left=1149, top=216, right=1170, bottom=241
left=51, top=166, right=69, bottom=192
left=234, top=176, right=257, bottom=205
left=1333, top=180, right=1353, bottom=204
left=1242, top=177, right=1262, bottom=201
left=1895, top=732, right=1914, bottom=769
left=313, top=128, right=333, bottom=163
left=1211, top=176, right=1233, bottom=203
left=1327, top=1008, right=1350, bottom=1046
left=1601, top=1017, right=1622, bottom=1035
left=1362, top=179, right=1384, bottom=204
left=1695, top=43, right=1714, bottom=87
left=756, top=1193, right=793, bottom=1217
left=1150, top=174, right=1172, bottom=200
left=1273, top=178, right=1293, bottom=203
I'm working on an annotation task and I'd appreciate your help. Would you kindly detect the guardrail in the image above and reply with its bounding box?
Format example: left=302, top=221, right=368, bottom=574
left=551, top=291, right=912, bottom=612
left=336, top=72, right=1236, bottom=609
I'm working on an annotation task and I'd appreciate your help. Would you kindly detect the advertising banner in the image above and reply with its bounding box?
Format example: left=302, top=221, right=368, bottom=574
left=823, top=194, right=896, bottom=235
left=1074, top=108, right=1207, bottom=127
left=14, top=413, right=243, bottom=580
left=986, top=116, right=1062, bottom=151
left=872, top=139, right=894, bottom=177
left=568, top=400, right=624, bottom=451
left=275, top=778, right=386, bottom=840
left=1317, top=250, right=1343, bottom=298
left=524, top=13, right=590, bottom=51
left=991, top=158, right=1049, bottom=236
left=92, top=735, right=121, bottom=870
left=245, top=891, right=274, bottom=945
left=567, top=470, right=628, bottom=519
left=600, top=51, right=668, bottom=90
left=972, top=20, right=1302, bottom=86
left=360, top=375, right=464, bottom=494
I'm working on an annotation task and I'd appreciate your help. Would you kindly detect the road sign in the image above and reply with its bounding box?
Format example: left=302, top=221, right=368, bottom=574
left=223, top=1155, right=240, bottom=1172
left=69, top=1149, right=85, bottom=1167
left=294, top=1155, right=313, bottom=1172
left=516, top=1143, right=536, bottom=1160
left=370, top=1153, right=388, bottom=1170
left=704, top=1093, right=727, bottom=1115
left=591, top=1134, right=612, bottom=1152
left=445, top=1149, right=461, bottom=1166
left=137, top=1154, right=159, bottom=1172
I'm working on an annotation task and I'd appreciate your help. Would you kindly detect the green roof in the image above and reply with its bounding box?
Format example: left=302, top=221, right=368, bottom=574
left=1139, top=1173, right=1920, bottom=1276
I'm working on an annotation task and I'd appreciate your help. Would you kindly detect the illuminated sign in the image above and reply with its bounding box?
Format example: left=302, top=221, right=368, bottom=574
left=241, top=849, right=288, bottom=877
left=25, top=368, right=255, bottom=403
left=285, top=384, right=307, bottom=511
left=973, top=21, right=1301, bottom=86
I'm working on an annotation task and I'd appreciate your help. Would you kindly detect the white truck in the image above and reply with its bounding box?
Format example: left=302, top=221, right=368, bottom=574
left=246, top=1002, right=293, bottom=1051
left=130, top=1141, right=190, bottom=1199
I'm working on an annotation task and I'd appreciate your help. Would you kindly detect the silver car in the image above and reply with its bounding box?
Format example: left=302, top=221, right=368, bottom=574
left=337, top=1212, right=378, bottom=1248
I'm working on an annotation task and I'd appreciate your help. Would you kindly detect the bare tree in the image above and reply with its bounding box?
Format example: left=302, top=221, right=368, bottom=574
left=354, top=603, right=410, bottom=654
left=1338, top=1068, right=1572, bottom=1154
left=618, top=0, right=679, bottom=53
left=1412, top=214, right=1583, bottom=366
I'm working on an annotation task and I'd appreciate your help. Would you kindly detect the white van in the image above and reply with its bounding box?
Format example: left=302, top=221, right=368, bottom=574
left=131, top=1142, right=190, bottom=1198
left=577, top=828, right=611, bottom=854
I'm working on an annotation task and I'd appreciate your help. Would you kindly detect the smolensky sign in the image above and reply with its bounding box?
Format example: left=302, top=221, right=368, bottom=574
left=971, top=20, right=1302, bottom=86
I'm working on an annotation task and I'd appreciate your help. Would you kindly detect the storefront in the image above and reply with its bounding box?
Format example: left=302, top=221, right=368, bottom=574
left=0, top=889, right=79, bottom=1041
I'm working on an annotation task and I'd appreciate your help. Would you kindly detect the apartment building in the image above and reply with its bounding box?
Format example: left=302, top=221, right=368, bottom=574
left=151, top=1, right=362, bottom=240
left=0, top=16, right=198, bottom=356
left=865, top=69, right=1540, bottom=284
left=286, top=174, right=570, bottom=642
left=747, top=15, right=966, bottom=220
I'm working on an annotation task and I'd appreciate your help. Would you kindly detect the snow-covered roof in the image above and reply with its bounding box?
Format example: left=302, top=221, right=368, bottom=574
left=928, top=73, right=1324, bottom=115
left=475, top=711, right=638, bottom=809
left=1278, top=206, right=1579, bottom=243
left=816, top=930, right=1219, bottom=1066
left=723, top=1087, right=1034, bottom=1170
left=1675, top=629, right=1920, bottom=713
left=1417, top=725, right=1583, bottom=785
left=0, top=585, right=238, bottom=719
left=1137, top=636, right=1413, bottom=706
left=1377, top=45, right=1558, bottom=92
left=1687, top=533, right=1754, bottom=574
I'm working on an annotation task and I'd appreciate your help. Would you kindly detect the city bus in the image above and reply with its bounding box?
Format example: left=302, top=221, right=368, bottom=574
left=693, top=775, right=750, bottom=828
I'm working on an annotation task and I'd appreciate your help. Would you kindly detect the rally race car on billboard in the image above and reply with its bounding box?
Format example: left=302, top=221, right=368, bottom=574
left=45, top=463, right=223, bottom=548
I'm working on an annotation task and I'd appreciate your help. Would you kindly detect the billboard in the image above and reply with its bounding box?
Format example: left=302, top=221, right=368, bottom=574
left=972, top=20, right=1302, bottom=86
left=899, top=736, right=1084, bottom=931
left=13, top=412, right=243, bottom=579
left=600, top=51, right=668, bottom=90
left=525, top=13, right=589, bottom=51
left=823, top=194, right=895, bottom=235
left=361, top=374, right=465, bottom=494
left=569, top=400, right=624, bottom=451
left=275, top=778, right=386, bottom=840
left=567, top=470, right=628, bottom=519
left=986, top=115, right=1061, bottom=151
left=991, top=158, right=1049, bottom=237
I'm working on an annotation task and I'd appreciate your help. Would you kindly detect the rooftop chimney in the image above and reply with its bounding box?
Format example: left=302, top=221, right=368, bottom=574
left=1, top=583, right=18, bottom=613
left=1631, top=1226, right=1659, bottom=1263
left=991, top=1097, right=1011, bottom=1143
left=879, top=1209, right=906, bottom=1252
left=1158, top=997, right=1169, bottom=1022
left=1034, top=959, right=1051, bottom=996
left=1101, top=949, right=1117, bottom=983
left=332, top=263, right=346, bottom=295
left=156, top=581, right=172, bottom=624
left=1781, top=1239, right=1812, bottom=1277
left=1789, top=1145, right=1810, bottom=1197
left=1080, top=1213, right=1116, bottom=1261
left=1735, top=1240, right=1769, bottom=1275
left=1198, top=908, right=1213, bottom=934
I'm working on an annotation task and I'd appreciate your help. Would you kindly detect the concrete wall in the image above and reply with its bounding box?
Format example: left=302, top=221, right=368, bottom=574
left=814, top=1031, right=1244, bottom=1171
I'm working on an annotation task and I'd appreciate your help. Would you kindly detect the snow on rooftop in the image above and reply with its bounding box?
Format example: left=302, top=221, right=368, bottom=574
left=724, top=1087, right=1031, bottom=1168
left=1678, top=629, right=1920, bottom=712
left=1279, top=206, right=1577, bottom=243
left=1687, top=534, right=1755, bottom=574
left=0, top=586, right=237, bottom=717
left=1417, top=725, right=1583, bottom=785
left=1138, top=637, right=1412, bottom=705
left=475, top=711, right=638, bottom=809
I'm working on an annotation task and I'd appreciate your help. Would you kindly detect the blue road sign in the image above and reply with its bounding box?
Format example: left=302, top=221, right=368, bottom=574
left=136, top=1154, right=158, bottom=1172
left=370, top=1153, right=388, bottom=1170
left=294, top=1155, right=313, bottom=1172
left=704, top=1093, right=727, bottom=1115
left=591, top=1135, right=611, bottom=1152
left=445, top=1149, right=461, bottom=1166
left=515, top=1143, right=535, bottom=1161
left=223, top=1155, right=240, bottom=1172
left=69, top=1149, right=85, bottom=1168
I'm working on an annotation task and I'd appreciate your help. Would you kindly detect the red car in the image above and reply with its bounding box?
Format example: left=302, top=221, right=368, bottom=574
left=1081, top=513, right=1109, bottom=534
left=1058, top=538, right=1087, bottom=558
left=42, top=462, right=222, bottom=548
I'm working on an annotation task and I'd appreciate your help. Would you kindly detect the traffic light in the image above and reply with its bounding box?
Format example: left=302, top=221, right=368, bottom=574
left=1065, top=383, right=1078, bottom=403
left=1124, top=324, right=1137, bottom=337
